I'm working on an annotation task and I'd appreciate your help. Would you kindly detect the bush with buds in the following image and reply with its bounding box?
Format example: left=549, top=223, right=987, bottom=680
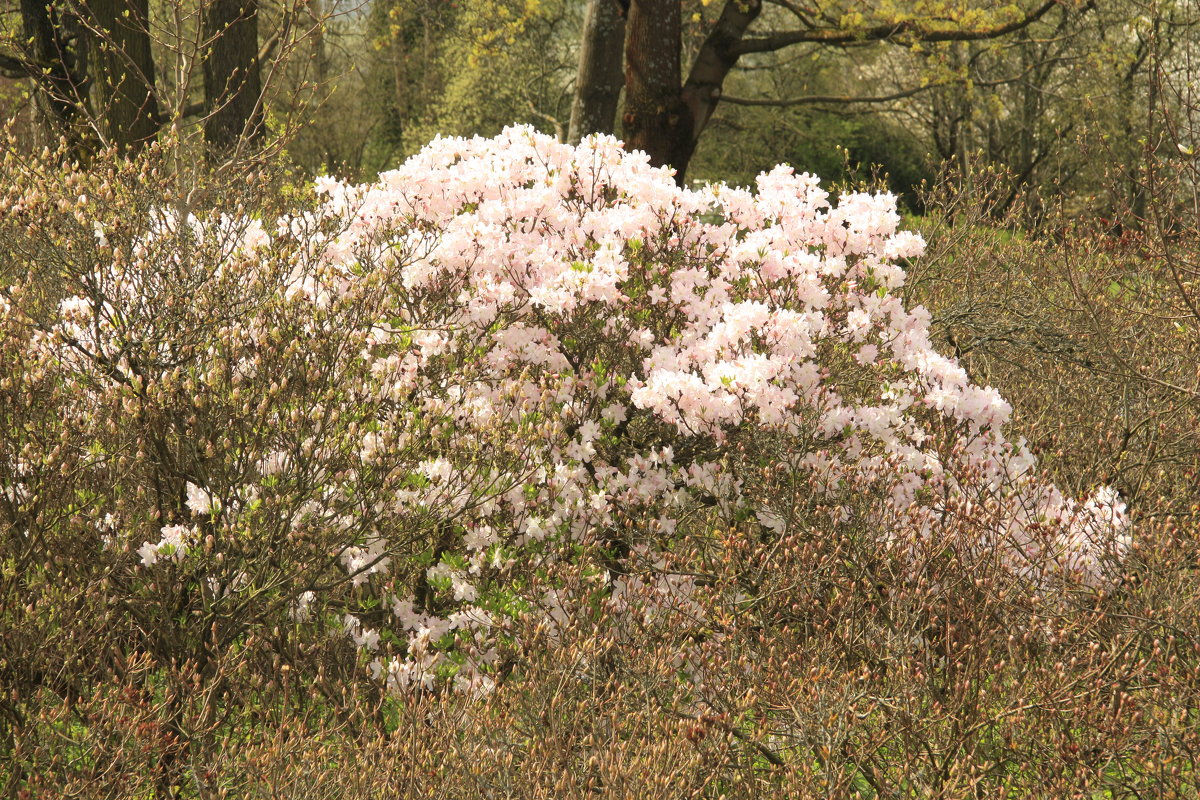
left=0, top=131, right=1155, bottom=796
left=1, top=126, right=1132, bottom=691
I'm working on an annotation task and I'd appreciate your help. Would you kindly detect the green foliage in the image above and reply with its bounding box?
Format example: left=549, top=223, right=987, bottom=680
left=691, top=106, right=933, bottom=210
left=366, top=0, right=575, bottom=163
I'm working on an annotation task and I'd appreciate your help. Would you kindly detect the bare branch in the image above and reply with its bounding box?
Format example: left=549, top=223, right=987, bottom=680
left=762, top=0, right=817, bottom=25
left=722, top=82, right=944, bottom=107
left=0, top=51, right=30, bottom=78
left=526, top=100, right=565, bottom=142
left=258, top=26, right=282, bottom=65
left=732, top=0, right=1062, bottom=56
left=720, top=67, right=1038, bottom=108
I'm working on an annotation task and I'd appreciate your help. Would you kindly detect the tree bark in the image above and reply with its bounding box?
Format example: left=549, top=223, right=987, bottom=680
left=202, top=0, right=264, bottom=152
left=568, top=0, right=625, bottom=144
left=680, top=0, right=760, bottom=155
left=308, top=0, right=329, bottom=86
left=622, top=0, right=691, bottom=181
left=88, top=0, right=160, bottom=153
left=19, top=0, right=90, bottom=153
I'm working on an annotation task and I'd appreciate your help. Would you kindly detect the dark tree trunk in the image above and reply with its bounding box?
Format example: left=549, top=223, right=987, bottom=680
left=19, top=0, right=91, bottom=153
left=621, top=0, right=691, bottom=181
left=568, top=0, right=625, bottom=144
left=1016, top=33, right=1038, bottom=182
left=616, top=0, right=1059, bottom=183
left=202, top=0, right=264, bottom=152
left=679, top=0, right=760, bottom=156
left=621, top=0, right=761, bottom=182
left=88, top=0, right=160, bottom=153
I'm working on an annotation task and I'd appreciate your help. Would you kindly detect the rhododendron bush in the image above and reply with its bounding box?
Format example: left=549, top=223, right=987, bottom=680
left=0, top=128, right=1130, bottom=701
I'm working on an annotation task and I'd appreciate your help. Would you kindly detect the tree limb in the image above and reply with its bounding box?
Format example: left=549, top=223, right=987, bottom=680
left=722, top=82, right=944, bottom=107
left=732, top=0, right=1062, bottom=56
left=720, top=68, right=1034, bottom=108
left=0, top=51, right=30, bottom=78
left=258, top=27, right=281, bottom=65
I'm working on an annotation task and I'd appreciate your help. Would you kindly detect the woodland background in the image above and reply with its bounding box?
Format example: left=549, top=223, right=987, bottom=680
left=0, top=0, right=1188, bottom=209
left=3, top=2, right=1200, bottom=798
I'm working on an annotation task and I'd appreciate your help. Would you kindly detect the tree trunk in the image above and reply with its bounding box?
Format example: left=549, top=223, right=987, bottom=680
left=616, top=0, right=1059, bottom=183
left=19, top=0, right=90, bottom=154
left=88, top=0, right=160, bottom=153
left=384, top=37, right=409, bottom=157
left=202, top=0, right=264, bottom=152
left=955, top=42, right=975, bottom=197
left=308, top=0, right=330, bottom=86
left=1017, top=33, right=1037, bottom=182
left=568, top=0, right=625, bottom=144
left=621, top=0, right=690, bottom=181
left=679, top=0, right=760, bottom=156
left=306, top=0, right=338, bottom=168
left=621, top=0, right=762, bottom=182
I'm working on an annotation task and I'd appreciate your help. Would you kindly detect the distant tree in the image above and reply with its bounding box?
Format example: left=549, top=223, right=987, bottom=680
left=202, top=0, right=265, bottom=151
left=6, top=0, right=91, bottom=153
left=87, top=0, right=160, bottom=152
left=0, top=0, right=327, bottom=159
left=567, top=0, right=623, bottom=144
left=370, top=0, right=574, bottom=156
left=3, top=1, right=166, bottom=153
left=569, top=0, right=1081, bottom=181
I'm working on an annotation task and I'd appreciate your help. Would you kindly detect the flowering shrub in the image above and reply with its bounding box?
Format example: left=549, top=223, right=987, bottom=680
left=0, top=128, right=1130, bottom=710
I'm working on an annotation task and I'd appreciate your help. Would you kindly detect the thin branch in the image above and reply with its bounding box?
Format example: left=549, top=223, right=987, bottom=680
left=0, top=50, right=30, bottom=78
left=526, top=99, right=565, bottom=141
left=258, top=27, right=282, bottom=65
left=721, top=67, right=1036, bottom=109
left=762, top=0, right=817, bottom=25
left=721, top=82, right=943, bottom=107
left=732, top=0, right=1062, bottom=56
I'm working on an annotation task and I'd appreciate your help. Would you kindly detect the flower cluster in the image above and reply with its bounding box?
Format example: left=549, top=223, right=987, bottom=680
left=3, top=127, right=1130, bottom=695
